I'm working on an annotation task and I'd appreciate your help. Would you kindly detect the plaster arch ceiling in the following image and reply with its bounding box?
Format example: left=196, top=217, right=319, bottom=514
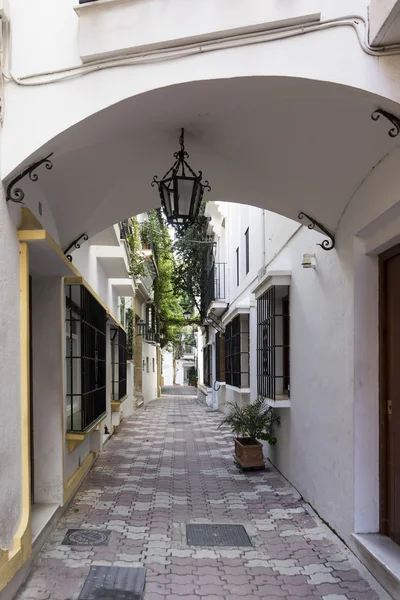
left=7, top=76, right=400, bottom=248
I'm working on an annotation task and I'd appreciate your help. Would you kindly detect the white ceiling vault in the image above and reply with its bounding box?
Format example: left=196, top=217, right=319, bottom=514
left=5, top=76, right=400, bottom=248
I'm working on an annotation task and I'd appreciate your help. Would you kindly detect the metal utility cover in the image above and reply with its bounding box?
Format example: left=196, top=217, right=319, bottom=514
left=62, top=529, right=111, bottom=546
left=186, top=524, right=252, bottom=547
left=168, top=421, right=191, bottom=425
left=78, top=566, right=146, bottom=600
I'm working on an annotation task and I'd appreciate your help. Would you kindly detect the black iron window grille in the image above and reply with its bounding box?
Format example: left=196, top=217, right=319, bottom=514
left=215, top=332, right=226, bottom=382
left=245, top=227, right=249, bottom=274
left=225, top=314, right=249, bottom=388
left=145, top=304, right=159, bottom=342
left=206, top=262, right=227, bottom=310
left=257, top=285, right=290, bottom=400
left=119, top=219, right=132, bottom=241
left=203, top=344, right=212, bottom=387
left=110, top=326, right=127, bottom=402
left=65, top=284, right=107, bottom=432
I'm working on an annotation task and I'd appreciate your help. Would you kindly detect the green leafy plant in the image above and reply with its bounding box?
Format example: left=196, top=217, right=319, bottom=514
left=126, top=217, right=145, bottom=278
left=187, top=366, right=198, bottom=387
left=219, top=397, right=280, bottom=445
left=126, top=308, right=134, bottom=360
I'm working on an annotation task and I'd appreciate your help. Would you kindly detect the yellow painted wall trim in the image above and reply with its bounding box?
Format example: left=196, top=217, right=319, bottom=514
left=63, top=452, right=95, bottom=504
left=17, top=230, right=80, bottom=278
left=66, top=414, right=106, bottom=453
left=18, top=208, right=43, bottom=231
left=0, top=243, right=32, bottom=593
left=64, top=276, right=126, bottom=331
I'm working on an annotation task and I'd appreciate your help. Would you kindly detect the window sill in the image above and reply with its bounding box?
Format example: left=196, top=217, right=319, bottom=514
left=66, top=413, right=106, bottom=452
left=74, top=0, right=124, bottom=12
left=111, top=395, right=128, bottom=411
left=226, top=385, right=250, bottom=393
left=265, top=398, right=291, bottom=408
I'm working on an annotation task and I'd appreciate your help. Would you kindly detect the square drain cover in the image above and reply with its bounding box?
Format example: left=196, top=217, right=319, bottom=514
left=62, top=529, right=111, bottom=546
left=186, top=524, right=252, bottom=547
left=79, top=566, right=146, bottom=600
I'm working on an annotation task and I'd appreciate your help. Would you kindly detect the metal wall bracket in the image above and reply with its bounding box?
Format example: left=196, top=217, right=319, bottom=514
left=64, top=233, right=88, bottom=262
left=371, top=108, right=400, bottom=138
left=6, top=154, right=53, bottom=203
left=298, top=212, right=335, bottom=251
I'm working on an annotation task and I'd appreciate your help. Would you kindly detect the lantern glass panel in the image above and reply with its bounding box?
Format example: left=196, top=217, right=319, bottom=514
left=175, top=176, right=195, bottom=217
left=192, top=180, right=202, bottom=218
left=161, top=182, right=173, bottom=218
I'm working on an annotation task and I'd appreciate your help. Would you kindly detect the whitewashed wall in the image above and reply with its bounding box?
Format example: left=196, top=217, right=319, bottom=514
left=70, top=243, right=120, bottom=319
left=0, top=185, right=21, bottom=549
left=142, top=342, right=158, bottom=403
left=161, top=350, right=173, bottom=386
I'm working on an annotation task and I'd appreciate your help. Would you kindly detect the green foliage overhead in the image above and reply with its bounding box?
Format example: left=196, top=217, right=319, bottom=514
left=172, top=210, right=212, bottom=319
left=126, top=216, right=145, bottom=279
left=219, top=397, right=281, bottom=445
left=146, top=209, right=187, bottom=349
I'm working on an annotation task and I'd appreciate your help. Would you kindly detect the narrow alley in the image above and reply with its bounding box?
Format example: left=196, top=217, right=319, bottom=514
left=17, top=389, right=386, bottom=600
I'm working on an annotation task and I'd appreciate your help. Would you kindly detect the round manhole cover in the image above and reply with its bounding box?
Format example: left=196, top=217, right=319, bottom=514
left=63, top=529, right=111, bottom=546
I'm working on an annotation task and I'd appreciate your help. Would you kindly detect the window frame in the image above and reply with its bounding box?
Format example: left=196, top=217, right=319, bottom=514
left=203, top=344, right=212, bottom=387
left=257, top=285, right=290, bottom=401
left=245, top=227, right=249, bottom=274
left=215, top=332, right=226, bottom=383
left=236, top=247, right=240, bottom=286
left=110, top=325, right=127, bottom=402
left=225, top=314, right=249, bottom=389
left=65, top=284, right=107, bottom=433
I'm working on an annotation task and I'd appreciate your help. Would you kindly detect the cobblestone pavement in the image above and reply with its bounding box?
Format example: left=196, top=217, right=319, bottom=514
left=17, top=393, right=389, bottom=600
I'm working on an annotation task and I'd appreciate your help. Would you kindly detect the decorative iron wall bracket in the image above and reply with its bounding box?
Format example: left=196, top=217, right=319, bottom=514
left=298, top=212, right=335, bottom=251
left=371, top=108, right=400, bottom=138
left=6, top=154, right=53, bottom=203
left=64, top=233, right=88, bottom=262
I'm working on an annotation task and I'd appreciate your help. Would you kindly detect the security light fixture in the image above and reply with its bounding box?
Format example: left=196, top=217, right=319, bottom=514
left=152, top=128, right=211, bottom=232
left=183, top=310, right=191, bottom=321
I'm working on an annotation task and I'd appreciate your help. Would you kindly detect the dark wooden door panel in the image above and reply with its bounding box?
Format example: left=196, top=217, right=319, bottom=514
left=382, top=251, right=400, bottom=544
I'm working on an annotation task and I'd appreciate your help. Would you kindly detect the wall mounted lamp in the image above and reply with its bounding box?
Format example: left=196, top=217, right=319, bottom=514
left=301, top=253, right=316, bottom=269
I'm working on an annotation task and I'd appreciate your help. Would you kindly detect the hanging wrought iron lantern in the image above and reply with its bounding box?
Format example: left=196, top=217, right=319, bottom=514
left=152, top=128, right=210, bottom=230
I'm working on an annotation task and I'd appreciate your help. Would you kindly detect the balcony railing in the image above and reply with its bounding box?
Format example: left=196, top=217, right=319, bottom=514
left=206, top=262, right=226, bottom=310
left=119, top=220, right=132, bottom=241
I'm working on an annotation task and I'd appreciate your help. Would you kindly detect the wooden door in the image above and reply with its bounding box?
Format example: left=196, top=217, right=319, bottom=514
left=380, top=246, right=400, bottom=543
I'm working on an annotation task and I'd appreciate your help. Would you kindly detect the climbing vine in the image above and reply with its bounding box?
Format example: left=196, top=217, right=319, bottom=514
left=145, top=209, right=188, bottom=349
left=126, top=216, right=145, bottom=279
left=172, top=208, right=212, bottom=320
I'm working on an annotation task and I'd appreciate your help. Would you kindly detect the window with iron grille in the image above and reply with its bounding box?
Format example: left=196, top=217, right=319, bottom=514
left=236, top=247, right=240, bottom=286
left=215, top=332, right=226, bottom=382
left=111, top=325, right=127, bottom=401
left=257, top=286, right=290, bottom=400
left=145, top=304, right=159, bottom=342
left=65, top=284, right=107, bottom=432
left=245, top=227, right=249, bottom=274
left=203, top=344, right=212, bottom=387
left=225, top=315, right=249, bottom=388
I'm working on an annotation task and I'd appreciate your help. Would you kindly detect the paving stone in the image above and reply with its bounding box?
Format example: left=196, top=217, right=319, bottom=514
left=14, top=394, right=388, bottom=600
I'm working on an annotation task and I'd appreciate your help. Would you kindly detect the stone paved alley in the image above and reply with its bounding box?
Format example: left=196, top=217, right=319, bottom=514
left=17, top=390, right=389, bottom=600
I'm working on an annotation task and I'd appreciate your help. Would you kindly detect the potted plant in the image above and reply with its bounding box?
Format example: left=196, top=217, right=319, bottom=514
left=188, top=366, right=198, bottom=387
left=219, top=397, right=280, bottom=470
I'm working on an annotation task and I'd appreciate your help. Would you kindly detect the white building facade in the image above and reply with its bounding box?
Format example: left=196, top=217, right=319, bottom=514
left=2, top=0, right=400, bottom=597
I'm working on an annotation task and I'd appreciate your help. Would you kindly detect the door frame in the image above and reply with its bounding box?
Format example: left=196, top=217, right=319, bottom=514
left=379, top=243, right=400, bottom=534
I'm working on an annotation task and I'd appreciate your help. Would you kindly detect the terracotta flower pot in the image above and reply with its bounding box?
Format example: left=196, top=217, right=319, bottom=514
left=234, top=437, right=265, bottom=470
